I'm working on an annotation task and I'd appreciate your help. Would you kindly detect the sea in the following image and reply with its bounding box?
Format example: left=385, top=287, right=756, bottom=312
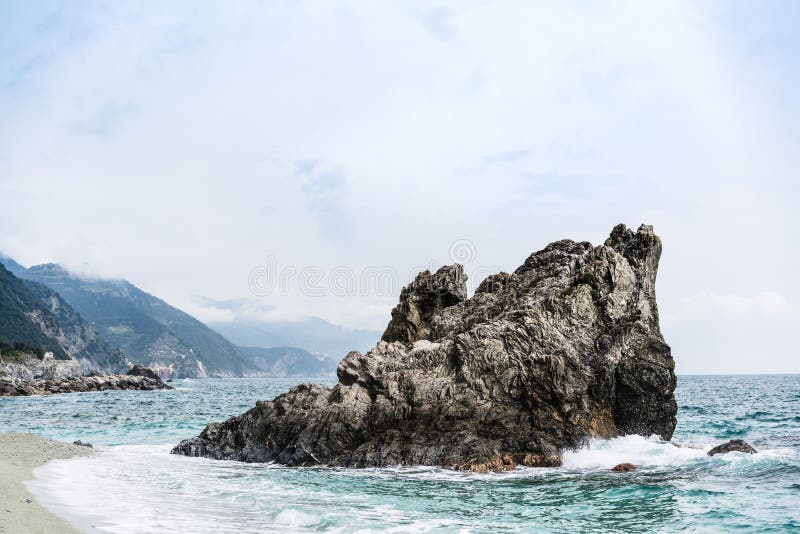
left=1, top=375, right=798, bottom=533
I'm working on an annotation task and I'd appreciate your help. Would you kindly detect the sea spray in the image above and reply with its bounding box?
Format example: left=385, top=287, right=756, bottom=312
left=561, top=435, right=708, bottom=470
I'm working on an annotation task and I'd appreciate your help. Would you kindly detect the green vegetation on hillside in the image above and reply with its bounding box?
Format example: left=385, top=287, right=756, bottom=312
left=0, top=263, right=68, bottom=359
left=0, top=262, right=126, bottom=369
left=22, top=263, right=254, bottom=375
left=0, top=340, right=45, bottom=361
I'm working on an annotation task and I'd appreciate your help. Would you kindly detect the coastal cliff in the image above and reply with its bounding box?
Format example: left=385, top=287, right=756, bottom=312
left=173, top=224, right=677, bottom=469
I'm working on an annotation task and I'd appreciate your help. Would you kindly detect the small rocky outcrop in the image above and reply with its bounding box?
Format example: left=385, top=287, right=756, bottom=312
left=173, top=224, right=677, bottom=470
left=707, top=439, right=757, bottom=456
left=611, top=463, right=638, bottom=472
left=127, top=364, right=160, bottom=380
left=455, top=453, right=562, bottom=473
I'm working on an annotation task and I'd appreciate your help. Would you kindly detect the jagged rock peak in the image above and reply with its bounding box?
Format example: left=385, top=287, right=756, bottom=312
left=381, top=264, right=467, bottom=344
left=605, top=223, right=661, bottom=273
left=172, top=223, right=677, bottom=470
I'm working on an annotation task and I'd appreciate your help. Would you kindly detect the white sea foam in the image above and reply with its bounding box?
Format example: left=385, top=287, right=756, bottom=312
left=27, top=445, right=461, bottom=533
left=559, top=434, right=798, bottom=473
left=26, top=437, right=799, bottom=533
left=561, top=434, right=709, bottom=469
left=274, top=509, right=319, bottom=528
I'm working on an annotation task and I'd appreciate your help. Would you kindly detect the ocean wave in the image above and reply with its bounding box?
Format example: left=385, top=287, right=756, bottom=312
left=561, top=435, right=708, bottom=470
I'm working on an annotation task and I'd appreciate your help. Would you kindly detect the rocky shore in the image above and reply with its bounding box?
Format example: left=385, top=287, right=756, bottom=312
left=0, top=362, right=171, bottom=397
left=173, top=224, right=678, bottom=470
left=1, top=373, right=170, bottom=396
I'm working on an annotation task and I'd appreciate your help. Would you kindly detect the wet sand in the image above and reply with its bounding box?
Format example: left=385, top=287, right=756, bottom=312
left=0, top=433, right=93, bottom=533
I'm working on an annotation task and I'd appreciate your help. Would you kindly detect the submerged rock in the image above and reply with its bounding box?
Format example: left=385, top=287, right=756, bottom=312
left=707, top=439, right=757, bottom=456
left=173, top=224, right=677, bottom=469
left=455, top=453, right=562, bottom=473
left=611, top=463, right=638, bottom=472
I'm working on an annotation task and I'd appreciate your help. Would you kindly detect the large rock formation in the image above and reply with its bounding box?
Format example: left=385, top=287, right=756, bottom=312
left=173, top=224, right=677, bottom=469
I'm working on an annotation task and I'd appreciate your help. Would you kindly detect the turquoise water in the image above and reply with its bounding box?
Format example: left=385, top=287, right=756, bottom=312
left=1, top=375, right=798, bottom=532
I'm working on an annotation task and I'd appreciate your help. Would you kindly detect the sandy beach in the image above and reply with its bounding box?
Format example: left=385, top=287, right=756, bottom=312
left=0, top=433, right=92, bottom=534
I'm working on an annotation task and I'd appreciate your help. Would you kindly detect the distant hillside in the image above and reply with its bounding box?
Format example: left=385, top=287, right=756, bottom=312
left=0, top=263, right=126, bottom=372
left=209, top=315, right=379, bottom=361
left=2, top=254, right=362, bottom=378
left=0, top=253, right=28, bottom=278
left=237, top=346, right=337, bottom=377
left=16, top=262, right=255, bottom=378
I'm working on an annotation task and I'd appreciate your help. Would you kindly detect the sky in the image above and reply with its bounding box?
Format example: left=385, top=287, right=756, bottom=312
left=1, top=1, right=798, bottom=374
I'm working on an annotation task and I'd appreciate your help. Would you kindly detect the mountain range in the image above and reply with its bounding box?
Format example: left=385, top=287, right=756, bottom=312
left=18, top=263, right=256, bottom=377
left=208, top=314, right=378, bottom=361
left=0, top=254, right=369, bottom=378
left=236, top=346, right=339, bottom=377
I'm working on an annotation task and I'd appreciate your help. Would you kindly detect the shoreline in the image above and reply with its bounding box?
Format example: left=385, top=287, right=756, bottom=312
left=0, top=433, right=93, bottom=533
left=0, top=371, right=171, bottom=397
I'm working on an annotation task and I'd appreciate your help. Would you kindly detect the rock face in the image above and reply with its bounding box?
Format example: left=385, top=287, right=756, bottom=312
left=707, top=439, right=757, bottom=456
left=172, top=224, right=677, bottom=469
left=381, top=266, right=469, bottom=343
left=0, top=352, right=83, bottom=383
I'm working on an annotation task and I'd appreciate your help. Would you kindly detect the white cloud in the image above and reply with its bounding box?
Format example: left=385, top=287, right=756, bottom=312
left=180, top=301, right=237, bottom=325
left=673, top=291, right=793, bottom=320
left=661, top=291, right=798, bottom=374
left=0, top=1, right=797, bottom=372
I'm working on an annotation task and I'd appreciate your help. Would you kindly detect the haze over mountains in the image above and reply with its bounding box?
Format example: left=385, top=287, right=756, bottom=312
left=236, top=346, right=338, bottom=378
left=202, top=301, right=378, bottom=359
left=0, top=254, right=369, bottom=378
